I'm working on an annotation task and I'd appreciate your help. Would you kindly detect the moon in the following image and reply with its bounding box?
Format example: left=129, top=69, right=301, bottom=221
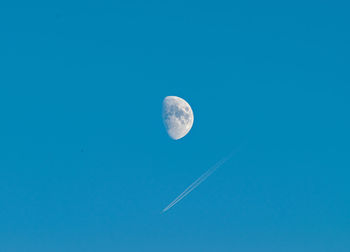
left=162, top=96, right=194, bottom=140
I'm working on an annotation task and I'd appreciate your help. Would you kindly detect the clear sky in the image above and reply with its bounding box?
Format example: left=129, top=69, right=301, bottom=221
left=1, top=1, right=349, bottom=251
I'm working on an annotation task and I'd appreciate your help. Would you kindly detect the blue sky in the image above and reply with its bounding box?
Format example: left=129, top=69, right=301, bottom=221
left=1, top=0, right=349, bottom=251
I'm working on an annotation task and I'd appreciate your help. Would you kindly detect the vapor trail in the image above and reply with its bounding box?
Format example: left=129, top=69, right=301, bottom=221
left=162, top=150, right=237, bottom=213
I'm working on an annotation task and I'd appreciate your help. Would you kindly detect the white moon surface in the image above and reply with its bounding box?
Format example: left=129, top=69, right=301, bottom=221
left=162, top=96, right=194, bottom=140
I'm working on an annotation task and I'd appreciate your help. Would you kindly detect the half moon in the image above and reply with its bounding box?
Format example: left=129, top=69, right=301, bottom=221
left=162, top=96, right=194, bottom=140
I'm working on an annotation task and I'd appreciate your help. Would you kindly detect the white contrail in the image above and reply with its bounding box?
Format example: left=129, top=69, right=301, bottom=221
left=162, top=154, right=232, bottom=212
left=162, top=149, right=237, bottom=213
left=162, top=168, right=214, bottom=212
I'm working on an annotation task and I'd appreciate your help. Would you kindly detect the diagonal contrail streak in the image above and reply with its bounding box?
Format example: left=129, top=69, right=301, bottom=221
left=162, top=149, right=238, bottom=213
left=162, top=168, right=214, bottom=212
left=162, top=159, right=223, bottom=211
left=162, top=166, right=217, bottom=213
left=162, top=154, right=231, bottom=212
